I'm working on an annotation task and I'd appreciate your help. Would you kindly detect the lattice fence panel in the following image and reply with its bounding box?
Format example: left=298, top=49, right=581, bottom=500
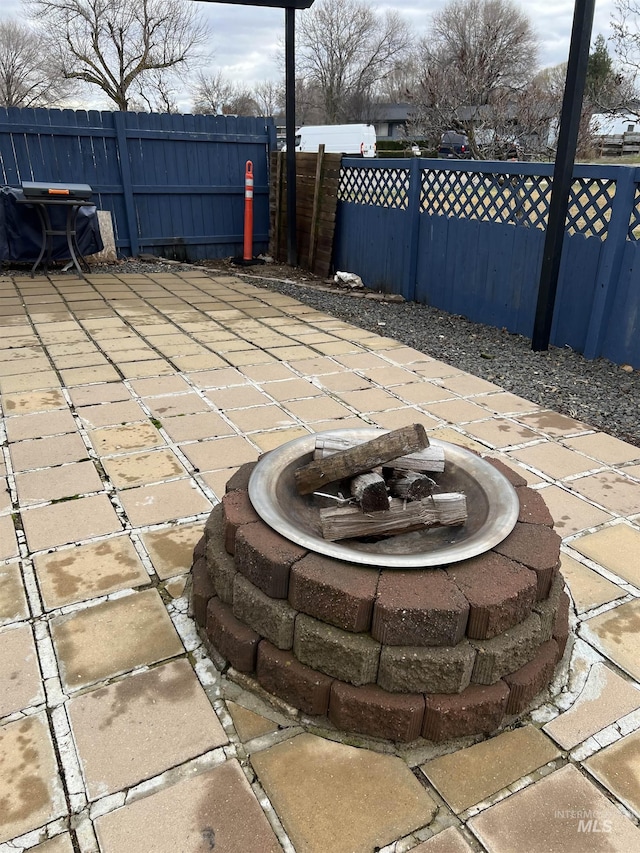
left=420, top=170, right=552, bottom=229
left=338, top=166, right=409, bottom=208
left=565, top=178, right=614, bottom=239
left=628, top=185, right=640, bottom=240
left=339, top=165, right=618, bottom=240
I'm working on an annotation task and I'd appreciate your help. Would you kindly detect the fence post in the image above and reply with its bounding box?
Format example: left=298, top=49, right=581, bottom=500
left=401, top=157, right=421, bottom=301
left=113, top=111, right=139, bottom=257
left=583, top=166, right=638, bottom=359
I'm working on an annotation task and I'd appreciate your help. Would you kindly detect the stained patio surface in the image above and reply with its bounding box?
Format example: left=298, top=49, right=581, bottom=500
left=1, top=269, right=640, bottom=853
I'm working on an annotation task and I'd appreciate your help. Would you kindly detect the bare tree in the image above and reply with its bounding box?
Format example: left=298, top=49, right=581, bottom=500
left=408, top=0, right=539, bottom=157
left=253, top=79, right=282, bottom=117
left=297, top=0, right=412, bottom=123
left=611, top=0, right=640, bottom=77
left=191, top=70, right=259, bottom=116
left=25, top=0, right=210, bottom=111
left=0, top=17, right=74, bottom=107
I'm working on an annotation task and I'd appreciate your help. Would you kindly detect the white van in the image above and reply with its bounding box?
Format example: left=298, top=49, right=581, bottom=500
left=290, top=124, right=377, bottom=157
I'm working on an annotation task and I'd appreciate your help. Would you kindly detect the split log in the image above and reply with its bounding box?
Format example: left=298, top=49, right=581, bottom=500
left=319, top=493, right=468, bottom=541
left=295, top=424, right=430, bottom=495
left=388, top=471, right=436, bottom=501
left=314, top=434, right=445, bottom=473
left=350, top=472, right=389, bottom=512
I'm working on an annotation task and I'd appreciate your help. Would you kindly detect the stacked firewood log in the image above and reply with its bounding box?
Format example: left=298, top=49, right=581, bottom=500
left=294, top=425, right=467, bottom=542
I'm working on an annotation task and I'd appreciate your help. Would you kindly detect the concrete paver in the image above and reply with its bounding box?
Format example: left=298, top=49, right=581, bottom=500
left=536, top=484, right=613, bottom=534
left=21, top=493, right=122, bottom=551
left=580, top=599, right=640, bottom=680
left=571, top=523, right=640, bottom=587
left=0, top=564, right=29, bottom=624
left=103, top=448, right=186, bottom=488
left=226, top=700, right=279, bottom=742
left=508, top=441, right=596, bottom=479
left=34, top=537, right=149, bottom=609
left=140, top=522, right=204, bottom=579
left=9, top=433, right=89, bottom=473
left=51, top=588, right=183, bottom=690
left=68, top=659, right=227, bottom=798
left=412, top=827, right=476, bottom=852
left=585, top=727, right=640, bottom=817
left=117, top=479, right=212, bottom=526
left=94, top=760, right=281, bottom=853
left=422, top=725, right=560, bottom=813
left=31, top=835, right=75, bottom=853
left=559, top=553, right=624, bottom=613
left=5, top=408, right=77, bottom=442
left=469, top=764, right=640, bottom=852
left=0, top=514, right=19, bottom=560
left=543, top=662, right=640, bottom=749
left=252, top=733, right=437, bottom=853
left=15, top=460, right=104, bottom=506
left=0, top=714, right=67, bottom=844
left=0, top=623, right=44, bottom=717
left=569, top=470, right=640, bottom=515
left=2, top=269, right=640, bottom=853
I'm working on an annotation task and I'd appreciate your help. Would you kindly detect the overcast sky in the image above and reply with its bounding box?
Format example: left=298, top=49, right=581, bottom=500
left=1, top=0, right=619, bottom=92
left=191, top=0, right=617, bottom=85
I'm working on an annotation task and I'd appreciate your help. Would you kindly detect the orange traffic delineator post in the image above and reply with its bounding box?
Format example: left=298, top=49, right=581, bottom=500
left=231, top=160, right=263, bottom=267
left=243, top=160, right=254, bottom=261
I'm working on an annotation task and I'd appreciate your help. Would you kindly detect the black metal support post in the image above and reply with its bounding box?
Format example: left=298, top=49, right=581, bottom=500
left=285, top=6, right=297, bottom=266
left=532, top=0, right=596, bottom=351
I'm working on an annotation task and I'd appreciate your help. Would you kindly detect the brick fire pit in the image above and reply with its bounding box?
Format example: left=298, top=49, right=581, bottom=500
left=191, top=458, right=570, bottom=743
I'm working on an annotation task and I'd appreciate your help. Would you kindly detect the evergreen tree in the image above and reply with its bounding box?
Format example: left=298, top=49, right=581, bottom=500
left=586, top=34, right=616, bottom=107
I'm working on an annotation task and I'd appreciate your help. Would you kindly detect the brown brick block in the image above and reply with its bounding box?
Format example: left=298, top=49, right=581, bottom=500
left=553, top=589, right=571, bottom=657
left=256, top=641, right=333, bottom=716
left=534, top=571, right=566, bottom=641
left=447, top=552, right=537, bottom=640
left=206, top=596, right=260, bottom=672
left=422, top=682, right=509, bottom=742
left=378, top=642, right=475, bottom=694
left=233, top=574, right=297, bottom=650
left=516, top=487, right=554, bottom=527
left=471, top=612, right=542, bottom=685
left=484, top=456, right=528, bottom=487
left=493, top=523, right=561, bottom=599
left=221, top=490, right=260, bottom=555
left=235, top=520, right=307, bottom=599
left=293, top=613, right=381, bottom=686
left=205, top=506, right=237, bottom=604
left=204, top=502, right=224, bottom=543
left=504, top=640, right=560, bottom=715
left=289, top=553, right=379, bottom=633
left=193, top=535, right=206, bottom=560
left=191, top=555, right=215, bottom=627
left=372, top=570, right=469, bottom=646
left=329, top=681, right=425, bottom=743
left=225, top=461, right=258, bottom=493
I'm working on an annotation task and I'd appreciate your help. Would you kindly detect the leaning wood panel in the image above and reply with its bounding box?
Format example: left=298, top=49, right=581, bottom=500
left=269, top=150, right=341, bottom=277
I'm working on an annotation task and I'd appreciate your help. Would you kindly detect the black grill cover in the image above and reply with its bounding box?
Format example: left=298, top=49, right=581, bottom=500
left=0, top=186, right=104, bottom=263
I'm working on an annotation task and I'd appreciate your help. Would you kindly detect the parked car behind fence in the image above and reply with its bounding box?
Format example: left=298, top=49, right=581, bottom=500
left=438, top=131, right=473, bottom=159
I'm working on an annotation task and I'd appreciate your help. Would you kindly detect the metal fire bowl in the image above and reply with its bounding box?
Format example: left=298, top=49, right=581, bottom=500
left=248, top=429, right=519, bottom=568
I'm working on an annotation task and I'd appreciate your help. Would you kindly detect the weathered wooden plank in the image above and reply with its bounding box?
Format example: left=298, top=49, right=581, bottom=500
left=296, top=424, right=430, bottom=495
left=314, top=434, right=445, bottom=473
left=319, top=493, right=468, bottom=541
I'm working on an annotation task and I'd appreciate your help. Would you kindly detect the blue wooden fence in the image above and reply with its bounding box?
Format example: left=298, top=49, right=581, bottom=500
left=334, top=158, right=640, bottom=369
left=0, top=107, right=276, bottom=260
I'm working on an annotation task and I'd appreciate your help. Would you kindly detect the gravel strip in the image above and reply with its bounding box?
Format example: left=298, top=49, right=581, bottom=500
left=5, top=259, right=639, bottom=448
left=244, top=275, right=640, bottom=450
